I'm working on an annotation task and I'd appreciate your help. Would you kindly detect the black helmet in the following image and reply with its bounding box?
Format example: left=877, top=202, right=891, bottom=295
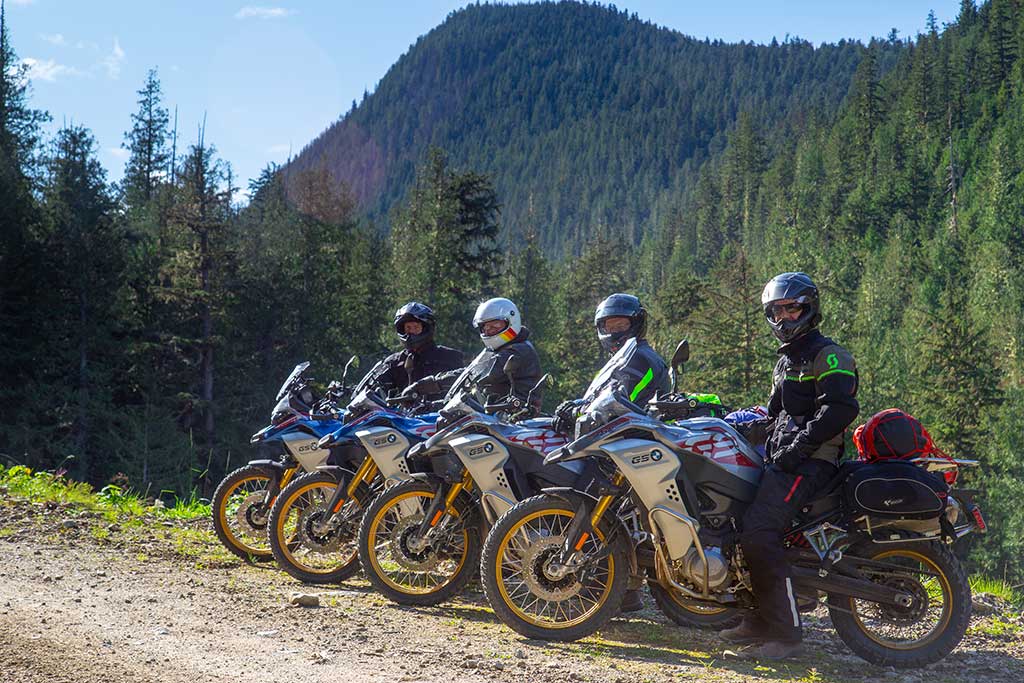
left=594, top=293, right=647, bottom=353
left=761, top=272, right=821, bottom=344
left=394, top=301, right=436, bottom=350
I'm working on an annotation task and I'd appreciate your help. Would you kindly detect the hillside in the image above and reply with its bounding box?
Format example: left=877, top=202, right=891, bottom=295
left=289, top=1, right=898, bottom=253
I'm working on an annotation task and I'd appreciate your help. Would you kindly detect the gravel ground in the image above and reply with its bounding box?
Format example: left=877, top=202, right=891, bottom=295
left=1, top=497, right=1021, bottom=683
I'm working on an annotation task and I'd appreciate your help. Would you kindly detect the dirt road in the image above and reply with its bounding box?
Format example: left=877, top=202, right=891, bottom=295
left=1, top=499, right=1021, bottom=683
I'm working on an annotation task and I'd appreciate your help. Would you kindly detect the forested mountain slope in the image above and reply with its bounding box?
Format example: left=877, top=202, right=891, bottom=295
left=290, top=1, right=896, bottom=253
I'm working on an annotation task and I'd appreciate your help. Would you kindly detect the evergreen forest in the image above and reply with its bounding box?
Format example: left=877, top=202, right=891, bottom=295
left=1, top=1, right=1023, bottom=582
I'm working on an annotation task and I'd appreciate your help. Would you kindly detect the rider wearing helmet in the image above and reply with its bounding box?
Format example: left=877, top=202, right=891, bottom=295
left=377, top=302, right=464, bottom=401
left=401, top=297, right=543, bottom=409
left=552, top=293, right=670, bottom=436
left=721, top=272, right=859, bottom=659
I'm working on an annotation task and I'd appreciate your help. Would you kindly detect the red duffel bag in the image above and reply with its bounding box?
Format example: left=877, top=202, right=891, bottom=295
left=852, top=408, right=957, bottom=483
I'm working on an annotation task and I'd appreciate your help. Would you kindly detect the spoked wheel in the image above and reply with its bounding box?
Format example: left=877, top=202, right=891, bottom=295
left=358, top=479, right=480, bottom=606
left=647, top=576, right=742, bottom=629
left=268, top=471, right=370, bottom=584
left=827, top=541, right=971, bottom=667
left=211, top=465, right=279, bottom=561
left=481, top=494, right=629, bottom=641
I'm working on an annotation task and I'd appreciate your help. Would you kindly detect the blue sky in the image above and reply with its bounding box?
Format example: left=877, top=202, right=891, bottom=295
left=5, top=0, right=962, bottom=196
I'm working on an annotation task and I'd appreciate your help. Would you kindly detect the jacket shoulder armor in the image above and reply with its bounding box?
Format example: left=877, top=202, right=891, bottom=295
left=812, top=344, right=856, bottom=380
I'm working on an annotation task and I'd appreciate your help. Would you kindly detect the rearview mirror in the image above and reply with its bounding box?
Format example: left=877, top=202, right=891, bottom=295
left=342, top=354, right=359, bottom=384
left=671, top=339, right=690, bottom=368
left=670, top=339, right=689, bottom=392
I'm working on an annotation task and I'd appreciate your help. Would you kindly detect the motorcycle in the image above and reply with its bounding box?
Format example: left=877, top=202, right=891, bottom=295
left=480, top=340, right=986, bottom=667
left=211, top=358, right=355, bottom=561
left=265, top=358, right=440, bottom=583
left=356, top=352, right=582, bottom=606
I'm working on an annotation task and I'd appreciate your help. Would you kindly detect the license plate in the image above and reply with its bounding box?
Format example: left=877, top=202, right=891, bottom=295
left=969, top=505, right=987, bottom=532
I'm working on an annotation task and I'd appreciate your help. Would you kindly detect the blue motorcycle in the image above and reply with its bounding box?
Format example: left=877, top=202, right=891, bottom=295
left=265, top=360, right=441, bottom=583
left=211, top=358, right=356, bottom=561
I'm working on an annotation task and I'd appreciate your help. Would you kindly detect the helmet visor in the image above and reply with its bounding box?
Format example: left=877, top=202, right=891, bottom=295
left=766, top=295, right=813, bottom=322
left=477, top=318, right=510, bottom=336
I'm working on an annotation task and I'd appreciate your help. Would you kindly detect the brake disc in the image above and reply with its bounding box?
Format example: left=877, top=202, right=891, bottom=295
left=387, top=515, right=444, bottom=572
left=521, top=536, right=583, bottom=601
left=295, top=505, right=343, bottom=554
left=235, top=492, right=269, bottom=533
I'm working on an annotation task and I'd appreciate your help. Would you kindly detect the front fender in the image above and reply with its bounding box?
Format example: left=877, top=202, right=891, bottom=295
left=246, top=459, right=291, bottom=472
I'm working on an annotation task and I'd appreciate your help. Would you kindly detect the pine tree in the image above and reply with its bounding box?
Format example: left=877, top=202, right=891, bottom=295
left=390, top=148, right=500, bottom=351
left=121, top=68, right=170, bottom=212
left=38, top=125, right=122, bottom=482
left=162, top=129, right=235, bottom=491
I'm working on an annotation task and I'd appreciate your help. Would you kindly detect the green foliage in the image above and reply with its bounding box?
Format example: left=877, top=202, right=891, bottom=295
left=292, top=2, right=892, bottom=256
left=3, top=1, right=1024, bottom=586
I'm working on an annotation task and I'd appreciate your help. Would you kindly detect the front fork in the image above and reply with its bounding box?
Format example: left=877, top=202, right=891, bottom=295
left=560, top=472, right=626, bottom=564
left=322, top=456, right=379, bottom=521
left=263, top=463, right=297, bottom=508
left=416, top=468, right=474, bottom=540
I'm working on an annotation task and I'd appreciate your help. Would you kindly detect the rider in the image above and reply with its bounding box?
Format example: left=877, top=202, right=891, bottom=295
left=552, top=293, right=670, bottom=436
left=401, top=297, right=543, bottom=409
left=722, top=272, right=859, bottom=659
left=376, top=302, right=464, bottom=401
left=552, top=293, right=669, bottom=614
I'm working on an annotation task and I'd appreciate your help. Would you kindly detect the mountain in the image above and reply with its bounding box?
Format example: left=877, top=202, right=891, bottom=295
left=288, top=1, right=899, bottom=255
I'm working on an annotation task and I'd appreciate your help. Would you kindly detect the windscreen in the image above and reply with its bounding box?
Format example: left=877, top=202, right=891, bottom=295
left=275, top=362, right=310, bottom=401
left=582, top=338, right=637, bottom=401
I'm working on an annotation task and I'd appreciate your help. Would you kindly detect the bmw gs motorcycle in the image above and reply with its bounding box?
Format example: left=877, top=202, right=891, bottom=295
left=356, top=352, right=584, bottom=606
left=266, top=358, right=441, bottom=584
left=481, top=340, right=986, bottom=667
left=211, top=358, right=356, bottom=561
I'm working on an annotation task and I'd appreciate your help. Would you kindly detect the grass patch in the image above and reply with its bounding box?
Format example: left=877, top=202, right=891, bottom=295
left=968, top=616, right=1024, bottom=638
left=0, top=464, right=211, bottom=524
left=969, top=575, right=1023, bottom=606
left=167, top=526, right=237, bottom=566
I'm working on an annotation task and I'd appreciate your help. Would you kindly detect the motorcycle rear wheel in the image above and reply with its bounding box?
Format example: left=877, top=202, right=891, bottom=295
left=827, top=540, right=971, bottom=667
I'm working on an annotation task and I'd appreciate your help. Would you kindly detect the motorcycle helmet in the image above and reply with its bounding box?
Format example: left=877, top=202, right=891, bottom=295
left=473, top=297, right=522, bottom=350
left=394, top=301, right=436, bottom=350
left=760, top=272, right=821, bottom=344
left=594, top=293, right=647, bottom=353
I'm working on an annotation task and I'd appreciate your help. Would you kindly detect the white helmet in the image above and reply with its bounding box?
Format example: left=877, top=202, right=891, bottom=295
left=473, top=297, right=522, bottom=350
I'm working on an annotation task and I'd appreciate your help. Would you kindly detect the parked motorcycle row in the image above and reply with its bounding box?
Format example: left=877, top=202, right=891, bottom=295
left=212, top=341, right=987, bottom=668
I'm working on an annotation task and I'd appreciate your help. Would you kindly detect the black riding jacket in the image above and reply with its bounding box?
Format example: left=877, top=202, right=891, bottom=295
left=376, top=343, right=464, bottom=401
left=763, top=330, right=860, bottom=465
left=426, top=327, right=544, bottom=408
left=613, top=339, right=671, bottom=406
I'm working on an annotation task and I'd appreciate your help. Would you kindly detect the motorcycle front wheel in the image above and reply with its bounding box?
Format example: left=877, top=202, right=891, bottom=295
left=358, top=479, right=481, bottom=606
left=268, top=471, right=371, bottom=584
left=481, top=493, right=629, bottom=641
left=211, top=464, right=278, bottom=562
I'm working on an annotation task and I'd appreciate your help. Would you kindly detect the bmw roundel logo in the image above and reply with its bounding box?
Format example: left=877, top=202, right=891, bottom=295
left=387, top=433, right=397, bottom=444
left=650, top=449, right=663, bottom=462
left=484, top=442, right=494, bottom=453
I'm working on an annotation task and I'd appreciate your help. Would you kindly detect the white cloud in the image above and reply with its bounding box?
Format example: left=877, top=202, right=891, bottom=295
left=107, top=147, right=130, bottom=161
left=100, top=38, right=125, bottom=79
left=21, top=57, right=84, bottom=82
left=266, top=144, right=291, bottom=156
left=235, top=6, right=294, bottom=20
left=40, top=33, right=67, bottom=46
